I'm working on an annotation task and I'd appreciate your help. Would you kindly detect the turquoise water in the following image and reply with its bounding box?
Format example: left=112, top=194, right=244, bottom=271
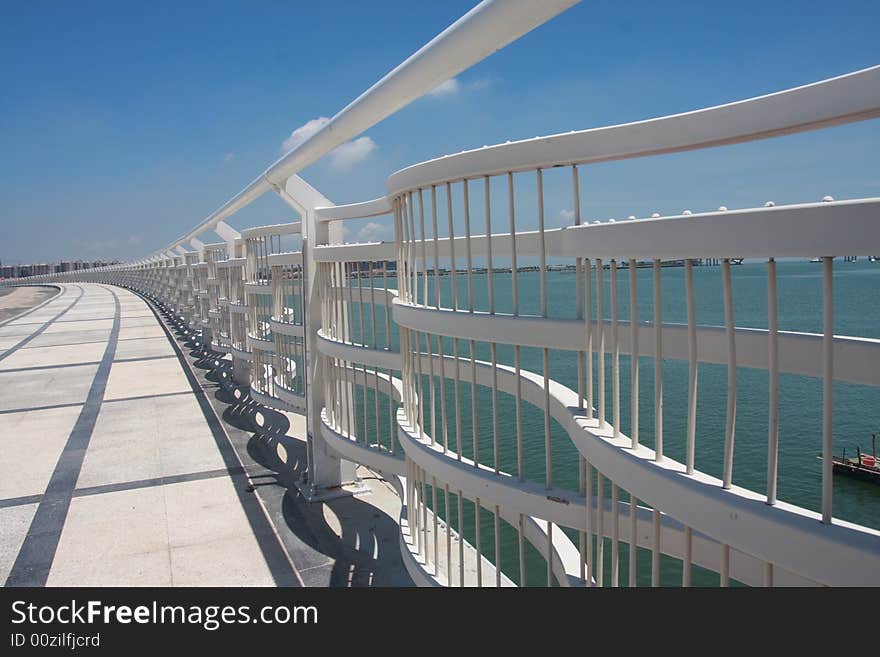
left=346, top=260, right=880, bottom=584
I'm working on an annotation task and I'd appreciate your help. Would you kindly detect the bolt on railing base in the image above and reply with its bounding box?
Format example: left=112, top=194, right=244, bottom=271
left=293, top=477, right=372, bottom=504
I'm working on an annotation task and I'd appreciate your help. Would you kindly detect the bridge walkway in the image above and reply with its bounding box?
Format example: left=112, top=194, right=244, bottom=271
left=0, top=283, right=410, bottom=587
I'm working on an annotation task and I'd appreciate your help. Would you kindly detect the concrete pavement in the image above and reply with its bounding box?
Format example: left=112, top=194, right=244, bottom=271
left=0, top=283, right=411, bottom=587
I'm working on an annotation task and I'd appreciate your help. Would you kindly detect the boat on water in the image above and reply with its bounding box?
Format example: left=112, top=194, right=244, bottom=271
left=822, top=434, right=880, bottom=485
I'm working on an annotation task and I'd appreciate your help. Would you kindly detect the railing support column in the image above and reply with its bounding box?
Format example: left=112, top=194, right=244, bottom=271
left=274, top=175, right=362, bottom=500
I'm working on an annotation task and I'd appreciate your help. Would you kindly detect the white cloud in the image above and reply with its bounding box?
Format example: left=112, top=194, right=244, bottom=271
left=328, top=137, right=377, bottom=171
left=469, top=77, right=495, bottom=91
left=282, top=117, right=376, bottom=170
left=428, top=77, right=460, bottom=98
left=559, top=209, right=575, bottom=222
left=223, top=152, right=234, bottom=163
left=355, top=221, right=392, bottom=243
left=282, top=117, right=329, bottom=152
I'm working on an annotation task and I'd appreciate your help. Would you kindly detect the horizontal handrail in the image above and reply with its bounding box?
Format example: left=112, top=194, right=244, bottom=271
left=387, top=65, right=880, bottom=195
left=157, top=0, right=579, bottom=255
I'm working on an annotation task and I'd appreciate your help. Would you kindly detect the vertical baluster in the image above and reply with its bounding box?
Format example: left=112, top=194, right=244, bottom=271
left=586, top=258, right=593, bottom=420
left=611, top=260, right=620, bottom=438
left=470, top=338, right=479, bottom=467
left=432, top=476, right=439, bottom=576
left=421, top=468, right=428, bottom=562
left=485, top=176, right=494, bottom=312
left=518, top=513, right=526, bottom=587
left=388, top=366, right=396, bottom=454
left=491, top=341, right=499, bottom=473
left=508, top=172, right=518, bottom=316
left=767, top=257, right=779, bottom=504
left=463, top=179, right=474, bottom=312
left=369, top=263, right=377, bottom=348
left=458, top=491, right=464, bottom=587
left=445, top=483, right=451, bottom=583
left=427, top=332, right=436, bottom=445
left=597, top=259, right=605, bottom=427
left=475, top=498, right=482, bottom=587
left=630, top=259, right=639, bottom=449
left=408, top=191, right=418, bottom=305
left=685, top=258, right=698, bottom=474
left=651, top=508, right=660, bottom=587
left=629, top=494, right=638, bottom=587
left=453, top=336, right=462, bottom=460
left=438, top=334, right=449, bottom=454
left=446, top=182, right=458, bottom=311
left=653, top=259, right=663, bottom=460
left=822, top=256, right=834, bottom=524
left=597, top=473, right=605, bottom=587
left=611, top=483, right=619, bottom=587
left=419, top=188, right=428, bottom=305
left=416, top=330, right=425, bottom=440
left=574, top=166, right=585, bottom=410
left=431, top=185, right=440, bottom=308
left=358, top=264, right=369, bottom=444
left=682, top=526, right=692, bottom=587
left=585, top=460, right=594, bottom=585
left=722, top=258, right=737, bottom=488
left=494, top=505, right=501, bottom=587
left=515, top=343, right=523, bottom=479
left=579, top=460, right=585, bottom=582
left=383, top=262, right=391, bottom=350
left=543, top=347, right=552, bottom=489
left=537, top=168, right=547, bottom=317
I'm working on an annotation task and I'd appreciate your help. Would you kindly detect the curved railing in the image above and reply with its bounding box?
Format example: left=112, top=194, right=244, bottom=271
left=383, top=70, right=880, bottom=585
left=8, top=13, right=878, bottom=587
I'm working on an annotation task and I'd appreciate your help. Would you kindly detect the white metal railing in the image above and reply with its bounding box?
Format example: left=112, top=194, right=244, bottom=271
left=8, top=2, right=880, bottom=587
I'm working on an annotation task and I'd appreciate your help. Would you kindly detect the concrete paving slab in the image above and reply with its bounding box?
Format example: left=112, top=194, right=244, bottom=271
left=104, top=357, right=191, bottom=401
left=23, top=329, right=111, bottom=349
left=163, top=477, right=270, bottom=549
left=169, top=534, right=275, bottom=587
left=0, top=405, right=83, bottom=499
left=46, top=549, right=172, bottom=587
left=42, top=318, right=114, bottom=334
left=120, top=316, right=160, bottom=328
left=0, top=341, right=106, bottom=371
left=0, top=363, right=98, bottom=411
left=0, top=504, right=39, bottom=584
left=113, top=336, right=174, bottom=360
left=53, top=486, right=169, bottom=563
left=117, top=325, right=165, bottom=340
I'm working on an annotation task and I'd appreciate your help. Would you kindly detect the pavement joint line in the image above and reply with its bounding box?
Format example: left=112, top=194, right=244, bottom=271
left=0, top=494, right=43, bottom=509
left=0, top=467, right=244, bottom=510
left=0, top=390, right=196, bottom=417
left=0, top=285, right=85, bottom=362
left=113, top=354, right=177, bottom=363
left=0, top=361, right=101, bottom=374
left=0, top=355, right=176, bottom=374
left=18, top=334, right=171, bottom=349
left=5, top=285, right=121, bottom=587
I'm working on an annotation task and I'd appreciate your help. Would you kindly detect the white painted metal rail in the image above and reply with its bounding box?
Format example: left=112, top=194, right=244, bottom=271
left=10, top=2, right=880, bottom=587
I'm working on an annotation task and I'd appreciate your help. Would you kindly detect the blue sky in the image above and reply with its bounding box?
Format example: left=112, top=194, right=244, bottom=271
left=2, top=0, right=878, bottom=263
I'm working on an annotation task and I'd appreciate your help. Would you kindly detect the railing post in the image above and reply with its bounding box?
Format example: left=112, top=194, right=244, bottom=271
left=275, top=175, right=361, bottom=500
